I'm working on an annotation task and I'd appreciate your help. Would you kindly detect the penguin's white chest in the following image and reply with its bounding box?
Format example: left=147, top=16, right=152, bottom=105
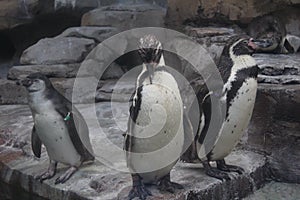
left=210, top=78, right=257, bottom=160
left=34, top=104, right=81, bottom=166
left=128, top=72, right=184, bottom=183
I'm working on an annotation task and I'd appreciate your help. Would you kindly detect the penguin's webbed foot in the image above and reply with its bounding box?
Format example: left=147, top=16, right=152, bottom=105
left=216, top=159, right=244, bottom=174
left=157, top=173, right=183, bottom=193
left=35, top=170, right=56, bottom=182
left=35, top=161, right=57, bottom=183
left=55, top=166, right=77, bottom=184
left=128, top=185, right=152, bottom=200
left=202, top=160, right=231, bottom=181
left=127, top=174, right=151, bottom=200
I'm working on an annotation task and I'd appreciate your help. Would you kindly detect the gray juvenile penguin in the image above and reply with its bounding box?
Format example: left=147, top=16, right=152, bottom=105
left=21, top=73, right=94, bottom=184
left=124, top=35, right=184, bottom=199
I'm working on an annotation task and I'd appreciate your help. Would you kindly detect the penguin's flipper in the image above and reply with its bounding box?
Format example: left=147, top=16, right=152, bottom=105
left=180, top=112, right=198, bottom=163
left=53, top=93, right=94, bottom=162
left=31, top=126, right=42, bottom=158
left=65, top=109, right=95, bottom=162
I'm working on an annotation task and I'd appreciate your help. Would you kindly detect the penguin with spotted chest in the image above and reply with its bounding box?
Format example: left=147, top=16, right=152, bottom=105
left=181, top=36, right=271, bottom=180
left=124, top=35, right=184, bottom=199
left=20, top=73, right=94, bottom=184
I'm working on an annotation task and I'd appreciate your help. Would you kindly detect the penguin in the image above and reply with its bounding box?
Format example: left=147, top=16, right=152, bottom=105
left=20, top=73, right=94, bottom=184
left=124, top=35, right=184, bottom=199
left=247, top=15, right=286, bottom=53
left=182, top=36, right=271, bottom=180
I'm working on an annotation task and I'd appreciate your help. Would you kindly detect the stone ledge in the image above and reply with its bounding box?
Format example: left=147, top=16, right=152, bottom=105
left=0, top=105, right=269, bottom=200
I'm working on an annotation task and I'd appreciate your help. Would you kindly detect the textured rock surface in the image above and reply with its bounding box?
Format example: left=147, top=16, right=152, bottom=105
left=0, top=0, right=38, bottom=30
left=0, top=79, right=27, bottom=104
left=0, top=104, right=268, bottom=200
left=254, top=53, right=300, bottom=84
left=255, top=54, right=300, bottom=76
left=0, top=0, right=102, bottom=31
left=185, top=26, right=241, bottom=62
left=58, top=26, right=118, bottom=43
left=20, top=37, right=95, bottom=65
left=247, top=84, right=300, bottom=183
left=166, top=0, right=300, bottom=27
left=7, top=64, right=80, bottom=80
left=81, top=4, right=166, bottom=31
left=245, top=181, right=300, bottom=200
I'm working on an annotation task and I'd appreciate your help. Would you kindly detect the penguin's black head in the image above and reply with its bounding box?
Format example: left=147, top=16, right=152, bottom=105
left=21, top=73, right=52, bottom=92
left=138, top=35, right=163, bottom=83
left=229, top=36, right=273, bottom=56
left=138, top=34, right=163, bottom=64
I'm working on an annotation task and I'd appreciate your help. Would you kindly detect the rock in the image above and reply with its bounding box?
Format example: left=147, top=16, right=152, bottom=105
left=0, top=79, right=27, bottom=105
left=20, top=37, right=95, bottom=65
left=81, top=4, right=166, bottom=31
left=54, top=0, right=100, bottom=11
left=96, top=79, right=135, bottom=102
left=0, top=104, right=269, bottom=200
left=0, top=0, right=38, bottom=30
left=51, top=77, right=99, bottom=103
left=247, top=84, right=300, bottom=183
left=258, top=75, right=300, bottom=85
left=0, top=0, right=102, bottom=31
left=166, top=0, right=300, bottom=27
left=58, top=26, right=118, bottom=43
left=254, top=53, right=300, bottom=77
left=185, top=26, right=240, bottom=62
left=7, top=63, right=80, bottom=80
left=79, top=59, right=125, bottom=80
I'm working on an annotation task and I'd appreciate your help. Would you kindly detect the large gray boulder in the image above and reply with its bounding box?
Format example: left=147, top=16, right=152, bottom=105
left=20, top=37, right=95, bottom=65
left=185, top=26, right=241, bottom=62
left=254, top=53, right=300, bottom=84
left=0, top=0, right=102, bottom=31
left=81, top=4, right=166, bottom=31
left=58, top=26, right=118, bottom=43
left=7, top=64, right=80, bottom=80
left=166, top=0, right=300, bottom=27
left=248, top=84, right=300, bottom=183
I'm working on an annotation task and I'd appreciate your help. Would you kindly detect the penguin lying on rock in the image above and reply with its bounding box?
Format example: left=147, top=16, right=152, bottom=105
left=181, top=36, right=271, bottom=181
left=124, top=35, right=184, bottom=200
left=20, top=73, right=94, bottom=184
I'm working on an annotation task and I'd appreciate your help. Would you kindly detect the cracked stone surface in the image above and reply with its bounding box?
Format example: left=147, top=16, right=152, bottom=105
left=0, top=104, right=268, bottom=200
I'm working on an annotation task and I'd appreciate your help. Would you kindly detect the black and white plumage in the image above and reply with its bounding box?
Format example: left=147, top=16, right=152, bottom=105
left=124, top=35, right=184, bottom=199
left=21, top=73, right=94, bottom=184
left=182, top=36, right=269, bottom=180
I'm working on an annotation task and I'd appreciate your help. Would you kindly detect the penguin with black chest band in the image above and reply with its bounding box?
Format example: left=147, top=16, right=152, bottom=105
left=124, top=35, right=184, bottom=200
left=20, top=73, right=94, bottom=184
left=182, top=36, right=271, bottom=180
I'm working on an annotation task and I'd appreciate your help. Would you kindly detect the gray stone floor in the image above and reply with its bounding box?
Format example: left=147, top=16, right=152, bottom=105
left=0, top=103, right=268, bottom=200
left=245, top=182, right=300, bottom=200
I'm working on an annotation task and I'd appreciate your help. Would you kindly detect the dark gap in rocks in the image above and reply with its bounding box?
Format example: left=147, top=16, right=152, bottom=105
left=0, top=32, right=15, bottom=61
left=0, top=32, right=16, bottom=78
left=0, top=12, right=82, bottom=79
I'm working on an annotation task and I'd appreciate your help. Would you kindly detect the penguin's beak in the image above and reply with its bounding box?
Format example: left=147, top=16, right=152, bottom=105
left=248, top=38, right=273, bottom=50
left=19, top=78, right=33, bottom=87
left=145, top=62, right=157, bottom=84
